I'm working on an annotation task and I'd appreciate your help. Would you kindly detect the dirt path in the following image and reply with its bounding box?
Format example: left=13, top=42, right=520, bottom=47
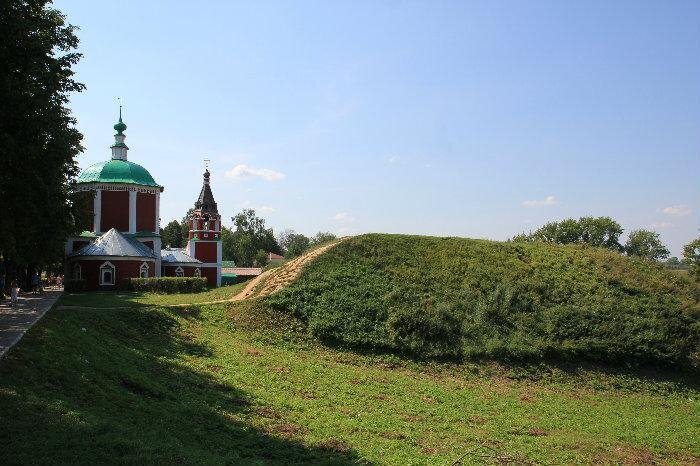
left=233, top=239, right=343, bottom=301
left=57, top=239, right=345, bottom=311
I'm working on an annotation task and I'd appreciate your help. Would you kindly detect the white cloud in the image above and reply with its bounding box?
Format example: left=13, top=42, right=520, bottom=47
left=225, top=164, right=286, bottom=182
left=659, top=204, right=691, bottom=217
left=650, top=221, right=673, bottom=229
left=259, top=205, right=276, bottom=214
left=387, top=155, right=399, bottom=164
left=521, top=195, right=559, bottom=208
left=333, top=212, right=355, bottom=222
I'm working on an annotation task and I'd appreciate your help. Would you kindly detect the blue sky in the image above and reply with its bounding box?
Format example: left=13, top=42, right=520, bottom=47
left=56, top=0, right=699, bottom=255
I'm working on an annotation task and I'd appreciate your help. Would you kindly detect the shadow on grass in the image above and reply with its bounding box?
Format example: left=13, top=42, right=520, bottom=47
left=0, top=306, right=367, bottom=465
left=58, top=291, right=153, bottom=308
left=312, top=335, right=700, bottom=394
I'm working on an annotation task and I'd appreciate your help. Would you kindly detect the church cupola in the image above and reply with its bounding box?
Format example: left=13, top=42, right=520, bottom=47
left=195, top=169, right=219, bottom=216
left=111, top=106, right=129, bottom=161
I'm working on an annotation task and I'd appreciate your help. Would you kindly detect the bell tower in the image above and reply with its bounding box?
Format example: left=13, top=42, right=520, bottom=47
left=185, top=168, right=222, bottom=286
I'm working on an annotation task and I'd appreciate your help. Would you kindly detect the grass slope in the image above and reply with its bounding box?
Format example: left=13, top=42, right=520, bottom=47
left=1, top=296, right=698, bottom=464
left=268, top=234, right=699, bottom=367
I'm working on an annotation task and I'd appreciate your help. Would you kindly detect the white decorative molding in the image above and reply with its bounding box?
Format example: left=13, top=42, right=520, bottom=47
left=76, top=183, right=161, bottom=194
left=139, top=261, right=149, bottom=278
left=94, top=189, right=102, bottom=233
left=155, top=191, right=161, bottom=234
left=175, top=266, right=184, bottom=277
left=99, top=261, right=116, bottom=286
left=153, top=237, right=162, bottom=277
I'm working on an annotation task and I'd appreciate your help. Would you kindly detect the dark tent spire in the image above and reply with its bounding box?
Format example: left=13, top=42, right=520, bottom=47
left=195, top=169, right=218, bottom=215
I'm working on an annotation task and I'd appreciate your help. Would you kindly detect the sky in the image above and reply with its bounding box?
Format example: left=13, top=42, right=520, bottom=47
left=55, top=0, right=699, bottom=256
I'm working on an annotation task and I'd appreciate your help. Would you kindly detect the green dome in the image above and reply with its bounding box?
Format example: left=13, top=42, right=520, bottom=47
left=114, top=120, right=127, bottom=133
left=77, top=159, right=161, bottom=188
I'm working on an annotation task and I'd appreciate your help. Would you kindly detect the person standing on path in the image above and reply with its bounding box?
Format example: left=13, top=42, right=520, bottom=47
left=9, top=279, right=19, bottom=307
left=31, top=271, right=39, bottom=293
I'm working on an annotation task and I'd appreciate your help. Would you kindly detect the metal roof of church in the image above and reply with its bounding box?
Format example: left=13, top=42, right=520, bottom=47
left=161, top=248, right=201, bottom=264
left=76, top=108, right=163, bottom=189
left=77, top=159, right=162, bottom=188
left=194, top=169, right=218, bottom=215
left=69, top=228, right=157, bottom=259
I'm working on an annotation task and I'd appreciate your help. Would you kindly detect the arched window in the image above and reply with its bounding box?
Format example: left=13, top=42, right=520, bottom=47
left=140, top=262, right=149, bottom=278
left=100, top=261, right=115, bottom=286
left=194, top=268, right=201, bottom=278
left=175, top=266, right=184, bottom=277
left=73, top=264, right=82, bottom=280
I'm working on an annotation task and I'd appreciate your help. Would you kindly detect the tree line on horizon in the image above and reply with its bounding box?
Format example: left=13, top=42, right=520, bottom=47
left=511, top=216, right=700, bottom=276
left=160, top=209, right=337, bottom=267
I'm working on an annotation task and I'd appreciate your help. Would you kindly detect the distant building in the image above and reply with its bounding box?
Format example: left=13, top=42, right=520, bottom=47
left=221, top=261, right=262, bottom=282
left=267, top=252, right=284, bottom=264
left=65, top=109, right=222, bottom=289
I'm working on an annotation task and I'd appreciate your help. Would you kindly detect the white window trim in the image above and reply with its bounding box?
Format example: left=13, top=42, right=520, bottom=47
left=194, top=267, right=201, bottom=278
left=99, top=261, right=116, bottom=286
left=175, top=266, right=184, bottom=278
left=140, top=262, right=150, bottom=278
left=73, top=264, right=82, bottom=280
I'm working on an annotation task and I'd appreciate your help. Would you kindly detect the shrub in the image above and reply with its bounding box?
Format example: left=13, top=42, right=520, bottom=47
left=388, top=302, right=462, bottom=358
left=64, top=279, right=86, bottom=292
left=123, top=277, right=207, bottom=294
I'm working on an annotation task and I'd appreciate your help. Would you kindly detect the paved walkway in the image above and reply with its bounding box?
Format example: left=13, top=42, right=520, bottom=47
left=0, top=289, right=62, bottom=359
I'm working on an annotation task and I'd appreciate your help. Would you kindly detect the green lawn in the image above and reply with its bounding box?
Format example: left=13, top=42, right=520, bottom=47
left=0, top=292, right=698, bottom=465
left=59, top=282, right=247, bottom=307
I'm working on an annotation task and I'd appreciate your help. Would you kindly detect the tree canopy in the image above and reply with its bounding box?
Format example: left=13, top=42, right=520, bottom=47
left=310, top=231, right=337, bottom=246
left=683, top=237, right=700, bottom=279
left=512, top=216, right=623, bottom=251
left=0, top=0, right=87, bottom=268
left=223, top=209, right=281, bottom=266
left=278, top=229, right=311, bottom=258
left=624, top=229, right=670, bottom=261
left=161, top=220, right=185, bottom=249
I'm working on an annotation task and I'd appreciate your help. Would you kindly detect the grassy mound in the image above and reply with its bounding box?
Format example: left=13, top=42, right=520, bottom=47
left=267, top=234, right=699, bottom=367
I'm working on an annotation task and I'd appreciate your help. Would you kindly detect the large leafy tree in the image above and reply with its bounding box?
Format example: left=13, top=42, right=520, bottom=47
left=220, top=226, right=235, bottom=261
left=513, top=216, right=623, bottom=251
left=624, top=229, right=670, bottom=261
left=278, top=229, right=310, bottom=258
left=0, top=0, right=87, bottom=272
left=310, top=231, right=337, bottom=247
left=683, top=237, right=700, bottom=279
left=226, top=209, right=280, bottom=266
left=161, top=220, right=185, bottom=249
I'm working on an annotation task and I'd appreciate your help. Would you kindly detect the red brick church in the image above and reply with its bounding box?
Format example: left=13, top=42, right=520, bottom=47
left=64, top=109, right=222, bottom=289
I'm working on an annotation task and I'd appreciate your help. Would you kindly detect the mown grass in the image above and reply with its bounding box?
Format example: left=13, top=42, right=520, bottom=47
left=1, top=293, right=698, bottom=465
left=59, top=282, right=247, bottom=308
left=268, top=234, right=700, bottom=368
